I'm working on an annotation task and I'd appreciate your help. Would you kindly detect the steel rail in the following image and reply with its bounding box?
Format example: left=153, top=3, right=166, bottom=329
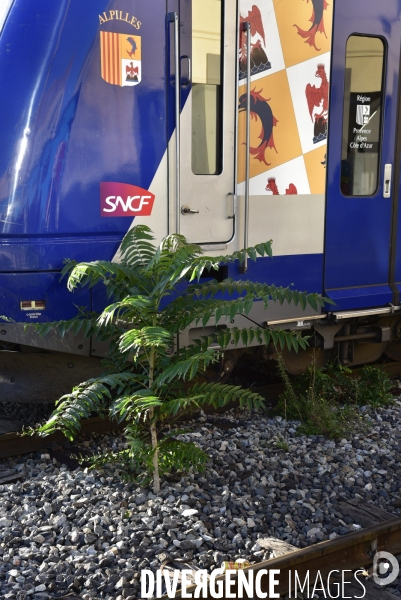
left=0, top=361, right=400, bottom=460
left=168, top=517, right=401, bottom=598
left=0, top=415, right=121, bottom=459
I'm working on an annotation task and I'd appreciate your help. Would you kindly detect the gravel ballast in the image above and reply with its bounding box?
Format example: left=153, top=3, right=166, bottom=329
left=1, top=402, right=401, bottom=599
left=0, top=403, right=55, bottom=429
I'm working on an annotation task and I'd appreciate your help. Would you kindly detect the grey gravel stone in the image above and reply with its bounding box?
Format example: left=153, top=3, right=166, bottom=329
left=1, top=402, right=401, bottom=598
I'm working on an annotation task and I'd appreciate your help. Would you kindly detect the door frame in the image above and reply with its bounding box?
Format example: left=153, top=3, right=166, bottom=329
left=324, top=1, right=401, bottom=310
left=167, top=0, right=239, bottom=247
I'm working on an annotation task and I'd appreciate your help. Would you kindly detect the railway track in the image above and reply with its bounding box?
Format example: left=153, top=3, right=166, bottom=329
left=1, top=363, right=401, bottom=598
left=368, top=359, right=401, bottom=381
left=0, top=415, right=121, bottom=461
left=164, top=505, right=401, bottom=599
left=0, top=359, right=400, bottom=461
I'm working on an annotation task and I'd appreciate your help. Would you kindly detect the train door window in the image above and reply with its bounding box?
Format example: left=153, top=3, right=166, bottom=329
left=191, top=0, right=223, bottom=175
left=341, top=35, right=385, bottom=196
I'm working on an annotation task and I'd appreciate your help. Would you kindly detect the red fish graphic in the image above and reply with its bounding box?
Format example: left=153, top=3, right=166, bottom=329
left=266, top=178, right=297, bottom=195
left=294, top=0, right=329, bottom=52
left=239, top=89, right=278, bottom=165
left=126, top=36, right=137, bottom=58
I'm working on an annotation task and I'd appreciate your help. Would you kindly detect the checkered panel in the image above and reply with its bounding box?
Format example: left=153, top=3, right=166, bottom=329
left=238, top=0, right=333, bottom=195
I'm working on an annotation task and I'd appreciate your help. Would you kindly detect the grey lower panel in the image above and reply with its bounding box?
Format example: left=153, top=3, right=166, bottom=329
left=179, top=301, right=323, bottom=348
left=2, top=301, right=322, bottom=357
left=244, top=299, right=321, bottom=326
left=0, top=351, right=104, bottom=403
left=0, top=323, right=91, bottom=355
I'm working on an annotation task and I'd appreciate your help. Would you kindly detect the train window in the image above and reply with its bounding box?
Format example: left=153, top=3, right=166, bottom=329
left=341, top=35, right=385, bottom=196
left=191, top=0, right=223, bottom=175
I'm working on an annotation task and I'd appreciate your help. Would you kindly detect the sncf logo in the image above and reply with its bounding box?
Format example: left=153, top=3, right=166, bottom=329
left=100, top=182, right=155, bottom=217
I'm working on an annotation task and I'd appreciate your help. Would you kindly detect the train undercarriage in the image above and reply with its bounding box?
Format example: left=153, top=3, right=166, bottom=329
left=2, top=304, right=401, bottom=403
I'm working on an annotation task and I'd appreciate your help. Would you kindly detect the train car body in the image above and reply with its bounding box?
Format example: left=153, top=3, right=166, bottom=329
left=1, top=0, right=401, bottom=397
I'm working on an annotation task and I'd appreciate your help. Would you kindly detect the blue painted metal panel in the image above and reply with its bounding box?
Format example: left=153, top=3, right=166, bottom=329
left=326, top=285, right=392, bottom=311
left=324, top=1, right=401, bottom=308
left=231, top=254, right=324, bottom=295
left=0, top=236, right=123, bottom=272
left=5, top=0, right=401, bottom=327
left=0, top=0, right=167, bottom=271
left=0, top=272, right=91, bottom=322
left=167, top=0, right=191, bottom=140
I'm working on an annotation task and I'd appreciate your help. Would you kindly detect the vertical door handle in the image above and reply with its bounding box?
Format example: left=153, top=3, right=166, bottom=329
left=168, top=12, right=181, bottom=233
left=228, top=193, right=236, bottom=219
left=384, top=164, right=392, bottom=198
left=239, top=21, right=251, bottom=273
left=180, top=55, right=191, bottom=86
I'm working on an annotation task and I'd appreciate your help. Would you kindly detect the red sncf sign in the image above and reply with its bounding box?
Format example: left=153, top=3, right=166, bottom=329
left=100, top=182, right=155, bottom=217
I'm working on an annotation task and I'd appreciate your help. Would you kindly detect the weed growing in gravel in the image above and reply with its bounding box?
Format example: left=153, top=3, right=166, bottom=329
left=348, top=365, right=394, bottom=406
left=29, top=225, right=325, bottom=492
left=276, top=353, right=394, bottom=439
left=295, top=361, right=394, bottom=408
left=276, top=354, right=358, bottom=439
left=272, top=435, right=289, bottom=452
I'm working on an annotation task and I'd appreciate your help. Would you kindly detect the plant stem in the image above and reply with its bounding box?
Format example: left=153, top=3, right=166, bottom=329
left=149, top=408, right=160, bottom=494
left=149, top=321, right=160, bottom=493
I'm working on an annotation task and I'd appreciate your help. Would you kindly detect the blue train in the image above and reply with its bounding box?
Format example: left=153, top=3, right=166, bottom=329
left=1, top=0, right=401, bottom=399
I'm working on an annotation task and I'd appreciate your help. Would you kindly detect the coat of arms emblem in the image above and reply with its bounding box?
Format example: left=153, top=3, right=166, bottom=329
left=100, top=32, right=141, bottom=86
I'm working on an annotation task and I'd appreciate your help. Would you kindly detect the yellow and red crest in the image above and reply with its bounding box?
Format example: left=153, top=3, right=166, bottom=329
left=100, top=32, right=141, bottom=87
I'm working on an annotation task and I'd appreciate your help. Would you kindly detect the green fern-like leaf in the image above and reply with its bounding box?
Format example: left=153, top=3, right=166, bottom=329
left=118, top=326, right=172, bottom=356
left=30, top=224, right=325, bottom=491
left=187, top=278, right=328, bottom=310
left=111, top=393, right=163, bottom=423
left=34, top=373, right=139, bottom=440
left=161, top=381, right=265, bottom=416
left=97, top=296, right=153, bottom=328
left=154, top=349, right=219, bottom=387
left=66, top=261, right=149, bottom=295
left=119, top=224, right=156, bottom=268
left=158, top=438, right=209, bottom=474
left=26, top=313, right=104, bottom=340
left=187, top=326, right=305, bottom=352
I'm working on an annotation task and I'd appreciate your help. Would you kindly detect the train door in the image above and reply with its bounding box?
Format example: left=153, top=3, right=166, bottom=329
left=324, top=2, right=401, bottom=310
left=168, top=0, right=237, bottom=246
